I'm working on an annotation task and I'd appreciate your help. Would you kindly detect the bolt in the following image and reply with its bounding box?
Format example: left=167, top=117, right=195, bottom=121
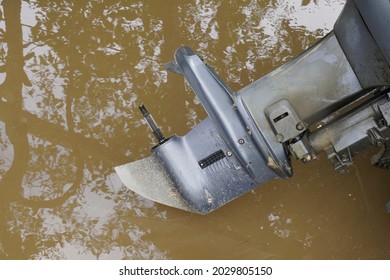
left=238, top=138, right=245, bottom=144
left=226, top=151, right=233, bottom=157
left=296, top=122, right=305, bottom=131
left=302, top=154, right=312, bottom=163
left=341, top=155, right=349, bottom=163
left=276, top=134, right=284, bottom=143
left=377, top=118, right=386, bottom=128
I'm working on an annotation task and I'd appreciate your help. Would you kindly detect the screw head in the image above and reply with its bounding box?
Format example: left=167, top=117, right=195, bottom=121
left=238, top=138, right=245, bottom=144
left=276, top=134, right=284, bottom=143
left=226, top=151, right=233, bottom=157
left=296, top=122, right=305, bottom=131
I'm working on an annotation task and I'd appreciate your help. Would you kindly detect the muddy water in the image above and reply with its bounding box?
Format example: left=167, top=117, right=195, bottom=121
left=0, top=0, right=389, bottom=260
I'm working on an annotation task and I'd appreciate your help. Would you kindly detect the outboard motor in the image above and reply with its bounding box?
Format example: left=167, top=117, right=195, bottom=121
left=115, top=0, right=390, bottom=214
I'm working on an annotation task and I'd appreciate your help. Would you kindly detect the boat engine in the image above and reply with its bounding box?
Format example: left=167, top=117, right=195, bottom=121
left=115, top=0, right=390, bottom=214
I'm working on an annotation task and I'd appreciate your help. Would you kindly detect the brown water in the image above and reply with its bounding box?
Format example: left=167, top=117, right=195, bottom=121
left=0, top=0, right=389, bottom=260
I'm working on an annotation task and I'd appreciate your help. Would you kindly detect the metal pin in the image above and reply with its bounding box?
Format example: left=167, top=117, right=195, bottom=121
left=139, top=104, right=165, bottom=143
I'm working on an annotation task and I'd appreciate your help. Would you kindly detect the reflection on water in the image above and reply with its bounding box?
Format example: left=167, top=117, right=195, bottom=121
left=0, top=0, right=389, bottom=260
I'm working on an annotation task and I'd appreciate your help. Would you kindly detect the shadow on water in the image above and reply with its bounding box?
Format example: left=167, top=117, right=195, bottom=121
left=0, top=0, right=389, bottom=259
